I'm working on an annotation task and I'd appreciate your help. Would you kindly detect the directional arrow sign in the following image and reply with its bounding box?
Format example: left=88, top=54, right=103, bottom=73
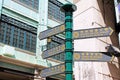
left=39, top=26, right=113, bottom=40
left=40, top=64, right=65, bottom=78
left=39, top=24, right=65, bottom=40
left=73, top=27, right=113, bottom=39
left=42, top=44, right=113, bottom=62
left=41, top=52, right=113, bottom=77
left=42, top=44, right=65, bottom=59
left=74, top=52, right=113, bottom=62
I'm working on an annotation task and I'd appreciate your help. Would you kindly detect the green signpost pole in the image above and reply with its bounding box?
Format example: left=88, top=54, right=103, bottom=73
left=61, top=4, right=76, bottom=80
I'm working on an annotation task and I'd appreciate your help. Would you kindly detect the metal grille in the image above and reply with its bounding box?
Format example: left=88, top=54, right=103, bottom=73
left=0, top=15, right=37, bottom=53
left=48, top=0, right=65, bottom=22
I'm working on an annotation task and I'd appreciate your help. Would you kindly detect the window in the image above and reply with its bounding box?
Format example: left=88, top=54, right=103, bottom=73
left=13, top=0, right=39, bottom=10
left=0, top=14, right=37, bottom=53
left=47, top=35, right=65, bottom=61
left=48, top=0, right=65, bottom=22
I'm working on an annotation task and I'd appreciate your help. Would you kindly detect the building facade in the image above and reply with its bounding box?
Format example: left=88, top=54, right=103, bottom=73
left=0, top=0, right=72, bottom=80
left=0, top=0, right=120, bottom=80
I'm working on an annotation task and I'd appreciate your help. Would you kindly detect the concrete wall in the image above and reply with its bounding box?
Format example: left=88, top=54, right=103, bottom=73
left=73, top=0, right=120, bottom=80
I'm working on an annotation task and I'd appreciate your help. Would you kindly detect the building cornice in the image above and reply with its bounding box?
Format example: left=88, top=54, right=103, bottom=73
left=0, top=55, right=46, bottom=70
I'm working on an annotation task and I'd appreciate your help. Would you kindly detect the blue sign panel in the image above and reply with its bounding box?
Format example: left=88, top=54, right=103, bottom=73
left=40, top=64, right=65, bottom=78
left=42, top=44, right=65, bottom=59
left=73, top=27, right=113, bottom=39
left=39, top=26, right=113, bottom=40
left=39, top=24, right=65, bottom=40
left=74, top=52, right=113, bottom=62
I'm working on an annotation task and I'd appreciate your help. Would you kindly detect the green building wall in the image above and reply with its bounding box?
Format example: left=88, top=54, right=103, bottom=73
left=0, top=0, right=73, bottom=72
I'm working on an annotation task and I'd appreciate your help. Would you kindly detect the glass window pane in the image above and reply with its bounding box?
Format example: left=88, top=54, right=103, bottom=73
left=48, top=0, right=65, bottom=22
left=16, top=0, right=39, bottom=10
left=0, top=14, right=37, bottom=53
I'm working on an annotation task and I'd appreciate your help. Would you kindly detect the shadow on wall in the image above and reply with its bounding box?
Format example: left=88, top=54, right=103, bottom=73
left=97, top=0, right=119, bottom=47
left=119, top=57, right=120, bottom=69
left=107, top=61, right=120, bottom=80
left=97, top=0, right=116, bottom=28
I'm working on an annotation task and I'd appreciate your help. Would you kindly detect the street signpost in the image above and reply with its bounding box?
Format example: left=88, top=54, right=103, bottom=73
left=73, top=27, right=113, bottom=39
left=39, top=3, right=116, bottom=80
left=40, top=64, right=65, bottom=78
left=39, top=24, right=65, bottom=40
left=61, top=4, right=77, bottom=80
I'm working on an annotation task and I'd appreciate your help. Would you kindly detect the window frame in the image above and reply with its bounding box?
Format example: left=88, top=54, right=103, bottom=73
left=12, top=0, right=39, bottom=12
left=48, top=0, right=65, bottom=22
left=0, top=14, right=37, bottom=53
